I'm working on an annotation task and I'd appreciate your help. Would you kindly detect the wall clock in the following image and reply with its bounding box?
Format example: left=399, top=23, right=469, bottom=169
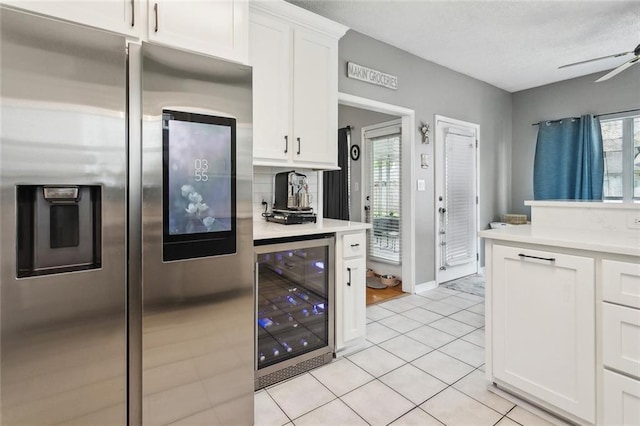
left=350, top=144, right=360, bottom=161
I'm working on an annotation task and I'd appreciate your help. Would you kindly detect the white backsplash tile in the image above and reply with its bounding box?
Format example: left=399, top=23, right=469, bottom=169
left=252, top=166, right=319, bottom=221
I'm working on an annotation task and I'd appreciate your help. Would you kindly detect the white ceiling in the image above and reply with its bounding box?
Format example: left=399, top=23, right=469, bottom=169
left=287, top=0, right=640, bottom=93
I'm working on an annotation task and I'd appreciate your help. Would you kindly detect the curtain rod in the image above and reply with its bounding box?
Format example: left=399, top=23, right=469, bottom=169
left=531, top=108, right=640, bottom=126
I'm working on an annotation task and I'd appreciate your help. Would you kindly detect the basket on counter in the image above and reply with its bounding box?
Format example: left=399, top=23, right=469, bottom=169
left=501, top=214, right=528, bottom=225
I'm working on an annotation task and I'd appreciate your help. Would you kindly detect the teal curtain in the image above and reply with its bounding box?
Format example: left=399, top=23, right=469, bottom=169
left=533, top=115, right=604, bottom=200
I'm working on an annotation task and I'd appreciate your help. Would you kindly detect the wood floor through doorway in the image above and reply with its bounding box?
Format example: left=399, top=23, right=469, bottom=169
left=366, top=283, right=404, bottom=305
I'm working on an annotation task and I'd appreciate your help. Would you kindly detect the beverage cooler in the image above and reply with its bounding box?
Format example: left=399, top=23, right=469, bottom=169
left=254, top=235, right=335, bottom=389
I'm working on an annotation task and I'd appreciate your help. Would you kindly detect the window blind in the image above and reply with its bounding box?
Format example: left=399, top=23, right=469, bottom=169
left=365, top=125, right=401, bottom=264
left=444, top=128, right=475, bottom=267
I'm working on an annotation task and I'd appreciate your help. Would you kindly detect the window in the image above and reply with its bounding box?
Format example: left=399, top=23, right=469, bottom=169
left=364, top=122, right=401, bottom=264
left=601, top=114, right=640, bottom=200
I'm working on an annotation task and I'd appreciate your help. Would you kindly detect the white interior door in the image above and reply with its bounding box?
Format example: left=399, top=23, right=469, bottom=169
left=435, top=116, right=479, bottom=283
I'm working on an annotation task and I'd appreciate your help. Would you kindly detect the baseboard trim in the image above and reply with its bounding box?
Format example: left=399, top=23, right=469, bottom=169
left=415, top=280, right=437, bottom=294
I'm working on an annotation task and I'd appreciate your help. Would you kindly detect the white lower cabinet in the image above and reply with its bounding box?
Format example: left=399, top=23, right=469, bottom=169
left=335, top=231, right=366, bottom=354
left=603, top=369, right=640, bottom=426
left=491, top=244, right=595, bottom=423
left=340, top=258, right=366, bottom=344
left=603, top=302, right=640, bottom=378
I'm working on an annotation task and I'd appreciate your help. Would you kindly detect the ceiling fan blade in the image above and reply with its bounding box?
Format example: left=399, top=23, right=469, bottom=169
left=595, top=56, right=639, bottom=82
left=558, top=51, right=632, bottom=69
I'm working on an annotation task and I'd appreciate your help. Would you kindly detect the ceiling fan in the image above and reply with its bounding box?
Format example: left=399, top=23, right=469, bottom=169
left=558, top=43, right=640, bottom=82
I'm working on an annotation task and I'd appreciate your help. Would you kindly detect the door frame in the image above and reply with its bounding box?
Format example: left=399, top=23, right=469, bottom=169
left=337, top=92, right=416, bottom=294
left=434, top=115, right=480, bottom=285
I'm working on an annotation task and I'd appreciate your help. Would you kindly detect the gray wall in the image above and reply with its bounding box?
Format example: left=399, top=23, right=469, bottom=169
left=338, top=30, right=512, bottom=285
left=338, top=104, right=397, bottom=222
left=511, top=65, right=640, bottom=217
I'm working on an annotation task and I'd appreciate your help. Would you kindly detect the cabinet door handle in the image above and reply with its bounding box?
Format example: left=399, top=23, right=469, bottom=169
left=350, top=243, right=360, bottom=247
left=347, top=267, right=351, bottom=286
left=297, top=137, right=301, bottom=155
left=518, top=253, right=556, bottom=262
left=153, top=3, right=158, bottom=32
left=130, top=0, right=135, bottom=27
left=284, top=135, right=288, bottom=154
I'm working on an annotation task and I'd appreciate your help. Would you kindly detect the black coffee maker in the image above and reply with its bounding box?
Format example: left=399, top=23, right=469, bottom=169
left=274, top=171, right=311, bottom=211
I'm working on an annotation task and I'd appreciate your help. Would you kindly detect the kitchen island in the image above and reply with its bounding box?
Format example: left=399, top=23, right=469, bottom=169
left=480, top=201, right=640, bottom=426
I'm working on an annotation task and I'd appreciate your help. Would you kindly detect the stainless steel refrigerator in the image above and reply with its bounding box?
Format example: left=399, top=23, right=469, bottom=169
left=0, top=8, right=254, bottom=426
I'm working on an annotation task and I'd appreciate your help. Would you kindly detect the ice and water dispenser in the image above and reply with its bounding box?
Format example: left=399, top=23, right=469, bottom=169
left=17, top=185, right=101, bottom=277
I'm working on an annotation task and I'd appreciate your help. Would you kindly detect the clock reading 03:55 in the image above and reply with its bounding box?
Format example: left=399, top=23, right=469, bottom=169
left=194, top=158, right=209, bottom=182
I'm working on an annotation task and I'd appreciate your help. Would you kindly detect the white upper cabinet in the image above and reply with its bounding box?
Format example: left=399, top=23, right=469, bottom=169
left=292, top=28, right=338, bottom=165
left=249, top=11, right=291, bottom=163
left=2, top=0, right=140, bottom=37
left=249, top=1, right=348, bottom=169
left=148, top=0, right=248, bottom=63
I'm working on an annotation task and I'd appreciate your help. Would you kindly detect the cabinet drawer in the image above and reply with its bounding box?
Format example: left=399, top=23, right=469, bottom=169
left=603, top=302, right=640, bottom=379
left=603, top=259, right=640, bottom=309
left=603, top=369, right=640, bottom=426
left=342, top=233, right=365, bottom=258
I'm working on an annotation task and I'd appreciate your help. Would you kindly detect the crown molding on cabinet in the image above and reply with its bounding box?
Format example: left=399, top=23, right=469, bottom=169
left=250, top=0, right=349, bottom=39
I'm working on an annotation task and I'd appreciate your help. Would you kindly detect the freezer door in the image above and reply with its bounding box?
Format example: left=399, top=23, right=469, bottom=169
left=0, top=8, right=127, bottom=425
left=140, top=43, right=254, bottom=425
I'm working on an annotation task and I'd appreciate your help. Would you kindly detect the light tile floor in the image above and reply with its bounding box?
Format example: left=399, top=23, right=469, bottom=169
left=255, top=287, right=567, bottom=426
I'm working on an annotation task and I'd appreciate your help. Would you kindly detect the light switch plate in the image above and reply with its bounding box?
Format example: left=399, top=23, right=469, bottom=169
left=420, top=153, right=429, bottom=168
left=417, top=179, right=426, bottom=191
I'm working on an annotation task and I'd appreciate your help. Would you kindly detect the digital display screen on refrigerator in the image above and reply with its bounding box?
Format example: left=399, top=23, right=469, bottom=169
left=162, top=109, right=236, bottom=261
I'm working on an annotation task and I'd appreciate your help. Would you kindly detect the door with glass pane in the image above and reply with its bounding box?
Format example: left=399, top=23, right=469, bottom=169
left=362, top=120, right=402, bottom=264
left=435, top=116, right=479, bottom=283
left=601, top=114, right=640, bottom=201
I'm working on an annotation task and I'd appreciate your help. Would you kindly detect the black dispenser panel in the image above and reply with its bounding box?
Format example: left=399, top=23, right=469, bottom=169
left=16, top=185, right=102, bottom=278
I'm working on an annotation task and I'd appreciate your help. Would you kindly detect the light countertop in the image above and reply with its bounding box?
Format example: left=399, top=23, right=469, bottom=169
left=479, top=225, right=640, bottom=257
left=254, top=218, right=372, bottom=241
left=525, top=200, right=640, bottom=209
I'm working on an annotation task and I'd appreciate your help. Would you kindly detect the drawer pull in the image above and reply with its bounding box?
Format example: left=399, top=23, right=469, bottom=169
left=347, top=267, right=351, bottom=286
left=518, top=253, right=556, bottom=262
left=350, top=243, right=360, bottom=247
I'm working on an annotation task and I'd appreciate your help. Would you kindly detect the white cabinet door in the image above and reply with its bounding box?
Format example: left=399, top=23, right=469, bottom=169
left=249, top=12, right=291, bottom=164
left=603, top=259, right=640, bottom=309
left=492, top=244, right=595, bottom=423
left=3, top=0, right=139, bottom=36
left=603, top=369, right=640, bottom=426
left=292, top=28, right=337, bottom=167
left=340, top=257, right=366, bottom=345
left=603, top=302, right=640, bottom=379
left=148, top=0, right=248, bottom=63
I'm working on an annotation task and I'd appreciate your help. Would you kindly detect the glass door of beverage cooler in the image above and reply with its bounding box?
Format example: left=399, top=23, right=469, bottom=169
left=254, top=236, right=334, bottom=388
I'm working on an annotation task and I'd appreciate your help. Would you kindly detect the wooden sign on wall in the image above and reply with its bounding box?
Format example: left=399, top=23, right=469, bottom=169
left=347, top=62, right=398, bottom=90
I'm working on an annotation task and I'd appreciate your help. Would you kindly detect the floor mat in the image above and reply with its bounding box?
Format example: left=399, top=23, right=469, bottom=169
left=440, top=274, right=485, bottom=296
